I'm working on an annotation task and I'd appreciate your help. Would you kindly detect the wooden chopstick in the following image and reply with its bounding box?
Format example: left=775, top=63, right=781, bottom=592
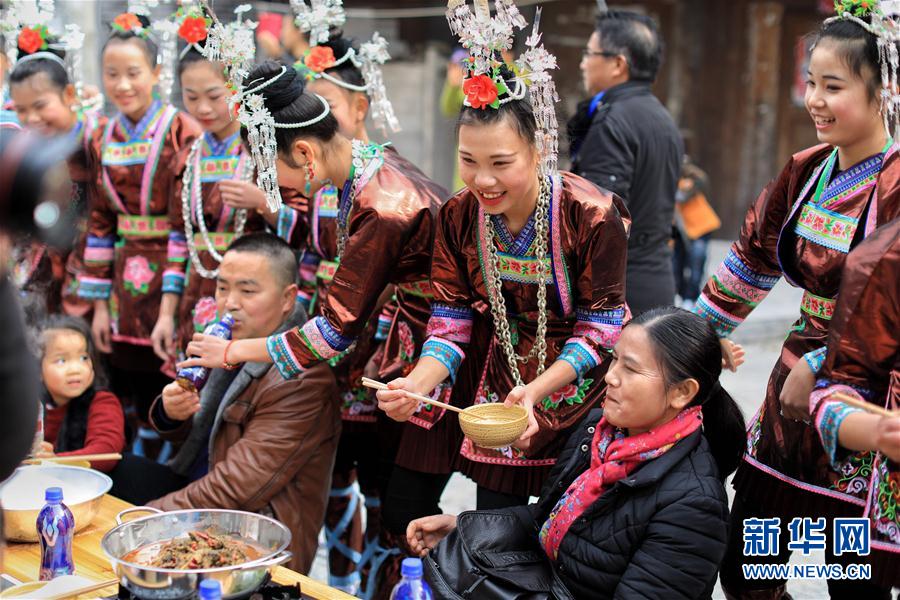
left=42, top=578, right=119, bottom=600
left=360, top=377, right=481, bottom=418
left=22, top=453, right=123, bottom=466
left=832, top=392, right=899, bottom=418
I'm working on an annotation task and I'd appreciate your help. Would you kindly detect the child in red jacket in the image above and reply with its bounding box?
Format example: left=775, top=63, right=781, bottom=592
left=36, top=315, right=125, bottom=472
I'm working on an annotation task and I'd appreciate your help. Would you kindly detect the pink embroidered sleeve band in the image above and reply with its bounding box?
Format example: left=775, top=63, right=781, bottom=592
left=559, top=306, right=625, bottom=379
left=694, top=248, right=780, bottom=337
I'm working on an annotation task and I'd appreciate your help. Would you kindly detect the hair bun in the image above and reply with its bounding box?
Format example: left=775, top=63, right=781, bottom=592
left=321, top=32, right=355, bottom=57
left=244, top=60, right=305, bottom=113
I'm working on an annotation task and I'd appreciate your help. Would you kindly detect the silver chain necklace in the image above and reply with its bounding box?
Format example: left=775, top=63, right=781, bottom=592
left=182, top=137, right=250, bottom=279
left=481, top=176, right=551, bottom=387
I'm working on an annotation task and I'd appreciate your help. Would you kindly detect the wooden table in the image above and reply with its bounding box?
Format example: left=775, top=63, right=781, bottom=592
left=3, top=495, right=355, bottom=599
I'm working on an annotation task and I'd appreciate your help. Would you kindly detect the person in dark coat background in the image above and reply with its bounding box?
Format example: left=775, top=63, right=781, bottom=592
left=569, top=10, right=683, bottom=316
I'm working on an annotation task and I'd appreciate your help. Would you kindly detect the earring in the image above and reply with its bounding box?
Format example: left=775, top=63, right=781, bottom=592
left=302, top=161, right=315, bottom=197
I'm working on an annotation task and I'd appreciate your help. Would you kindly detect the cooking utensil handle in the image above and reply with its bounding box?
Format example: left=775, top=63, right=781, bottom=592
left=360, top=377, right=467, bottom=415
left=236, top=550, right=293, bottom=571
left=116, top=506, right=163, bottom=525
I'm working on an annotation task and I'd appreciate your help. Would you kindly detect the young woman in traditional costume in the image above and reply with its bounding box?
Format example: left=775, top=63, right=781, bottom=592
left=809, top=216, right=900, bottom=593
left=376, top=0, right=628, bottom=559
left=77, top=12, right=200, bottom=425
left=698, top=3, right=900, bottom=597
left=179, top=56, right=444, bottom=593
left=8, top=20, right=101, bottom=321
left=281, top=12, right=449, bottom=594
left=158, top=6, right=265, bottom=358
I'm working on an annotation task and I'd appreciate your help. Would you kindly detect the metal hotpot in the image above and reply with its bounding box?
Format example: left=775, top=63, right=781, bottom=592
left=101, top=508, right=292, bottom=600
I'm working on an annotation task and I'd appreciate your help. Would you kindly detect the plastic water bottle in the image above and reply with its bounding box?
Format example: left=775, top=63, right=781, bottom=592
left=176, top=313, right=234, bottom=393
left=37, top=487, right=75, bottom=581
left=198, top=579, right=222, bottom=600
left=389, top=558, right=433, bottom=600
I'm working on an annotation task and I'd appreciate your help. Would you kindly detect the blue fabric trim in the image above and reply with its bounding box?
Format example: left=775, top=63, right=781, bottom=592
left=266, top=333, right=303, bottom=380
left=86, top=235, right=116, bottom=248
left=421, top=338, right=463, bottom=383
left=588, top=91, right=605, bottom=117
left=161, top=273, right=185, bottom=295
left=818, top=402, right=865, bottom=466
left=724, top=249, right=779, bottom=290
left=315, top=316, right=355, bottom=352
left=574, top=306, right=625, bottom=325
left=803, top=347, right=828, bottom=374
left=78, top=279, right=112, bottom=299
left=430, top=302, right=474, bottom=321
left=558, top=342, right=598, bottom=379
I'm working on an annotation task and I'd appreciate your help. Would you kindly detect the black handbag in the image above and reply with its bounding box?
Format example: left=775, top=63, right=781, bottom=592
left=422, top=506, right=575, bottom=600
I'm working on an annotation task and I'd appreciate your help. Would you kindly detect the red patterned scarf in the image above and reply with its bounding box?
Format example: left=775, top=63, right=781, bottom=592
left=539, top=406, right=703, bottom=560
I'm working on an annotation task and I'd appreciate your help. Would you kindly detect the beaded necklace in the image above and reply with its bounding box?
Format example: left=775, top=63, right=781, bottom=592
left=181, top=135, right=252, bottom=279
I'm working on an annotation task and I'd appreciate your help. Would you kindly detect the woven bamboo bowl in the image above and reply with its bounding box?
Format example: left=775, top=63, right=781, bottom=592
left=459, top=404, right=528, bottom=449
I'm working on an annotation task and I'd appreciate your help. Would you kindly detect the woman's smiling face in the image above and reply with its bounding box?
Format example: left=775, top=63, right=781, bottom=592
left=805, top=40, right=882, bottom=151
left=457, top=115, right=539, bottom=216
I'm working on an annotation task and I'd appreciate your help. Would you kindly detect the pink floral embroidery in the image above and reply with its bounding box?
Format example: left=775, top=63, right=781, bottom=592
left=398, top=321, right=416, bottom=362
left=542, top=378, right=593, bottom=411
left=122, top=255, right=156, bottom=296
left=192, top=296, right=218, bottom=332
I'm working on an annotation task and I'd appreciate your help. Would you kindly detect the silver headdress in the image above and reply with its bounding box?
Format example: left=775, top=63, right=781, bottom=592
left=202, top=3, right=257, bottom=106
left=155, top=17, right=178, bottom=103
left=127, top=0, right=160, bottom=17
left=828, top=0, right=900, bottom=140
left=447, top=0, right=559, bottom=176
left=238, top=66, right=333, bottom=212
left=291, top=0, right=400, bottom=133
left=290, top=0, right=345, bottom=46
left=356, top=33, right=400, bottom=133
left=60, top=24, right=104, bottom=114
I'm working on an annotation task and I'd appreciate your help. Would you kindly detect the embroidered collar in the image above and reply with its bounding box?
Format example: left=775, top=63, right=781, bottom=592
left=202, top=129, right=242, bottom=158
left=490, top=211, right=537, bottom=256
left=808, top=140, right=892, bottom=210
left=116, top=99, right=164, bottom=141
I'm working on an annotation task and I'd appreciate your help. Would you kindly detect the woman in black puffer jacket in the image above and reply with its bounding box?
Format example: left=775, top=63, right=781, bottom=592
left=408, top=307, right=745, bottom=599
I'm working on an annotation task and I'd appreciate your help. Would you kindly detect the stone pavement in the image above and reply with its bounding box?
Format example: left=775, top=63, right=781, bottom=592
left=310, top=240, right=835, bottom=598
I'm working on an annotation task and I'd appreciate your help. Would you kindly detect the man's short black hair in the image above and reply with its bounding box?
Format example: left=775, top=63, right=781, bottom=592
left=595, top=10, right=663, bottom=83
left=224, top=233, right=298, bottom=288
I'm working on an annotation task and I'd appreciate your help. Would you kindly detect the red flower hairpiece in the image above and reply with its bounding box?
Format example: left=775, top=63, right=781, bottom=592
left=303, top=46, right=336, bottom=73
left=112, top=13, right=145, bottom=35
left=178, top=15, right=208, bottom=45
left=18, top=26, right=48, bottom=55
left=463, top=74, right=499, bottom=110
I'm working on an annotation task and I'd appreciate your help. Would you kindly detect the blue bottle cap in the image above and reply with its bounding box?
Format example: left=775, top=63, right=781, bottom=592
left=198, top=579, right=222, bottom=600
left=401, top=557, right=423, bottom=578
left=44, top=487, right=63, bottom=503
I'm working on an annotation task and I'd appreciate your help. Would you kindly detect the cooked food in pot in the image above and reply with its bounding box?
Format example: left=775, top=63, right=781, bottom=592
left=123, top=530, right=262, bottom=569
